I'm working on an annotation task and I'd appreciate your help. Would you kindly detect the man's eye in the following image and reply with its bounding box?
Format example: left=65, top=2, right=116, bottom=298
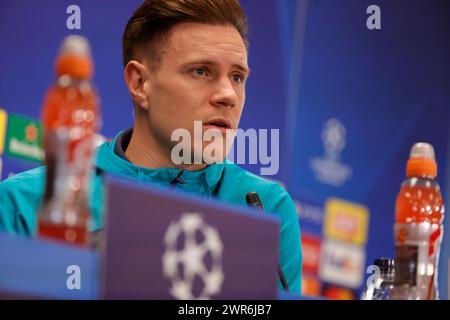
left=193, top=68, right=207, bottom=76
left=232, top=74, right=243, bottom=83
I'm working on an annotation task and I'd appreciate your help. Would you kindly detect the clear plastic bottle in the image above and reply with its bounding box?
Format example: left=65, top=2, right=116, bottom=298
left=361, top=258, right=395, bottom=300
left=37, top=35, right=100, bottom=247
left=394, top=142, right=444, bottom=299
left=391, top=260, right=419, bottom=300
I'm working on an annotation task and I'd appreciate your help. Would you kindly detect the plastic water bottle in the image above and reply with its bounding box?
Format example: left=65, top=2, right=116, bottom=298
left=37, top=35, right=101, bottom=247
left=394, top=142, right=444, bottom=299
left=361, top=258, right=395, bottom=300
left=391, top=260, right=419, bottom=300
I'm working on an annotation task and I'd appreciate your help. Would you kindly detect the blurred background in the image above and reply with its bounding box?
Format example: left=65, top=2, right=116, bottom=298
left=0, top=0, right=449, bottom=299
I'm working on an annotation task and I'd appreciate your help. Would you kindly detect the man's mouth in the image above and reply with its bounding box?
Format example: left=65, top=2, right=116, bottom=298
left=203, top=118, right=232, bottom=132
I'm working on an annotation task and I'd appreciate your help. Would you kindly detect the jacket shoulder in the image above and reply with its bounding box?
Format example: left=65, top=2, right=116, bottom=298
left=0, top=166, right=46, bottom=235
left=0, top=166, right=46, bottom=195
left=0, top=166, right=46, bottom=192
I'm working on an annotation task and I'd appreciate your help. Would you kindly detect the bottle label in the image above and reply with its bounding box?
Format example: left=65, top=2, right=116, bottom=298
left=394, top=222, right=443, bottom=299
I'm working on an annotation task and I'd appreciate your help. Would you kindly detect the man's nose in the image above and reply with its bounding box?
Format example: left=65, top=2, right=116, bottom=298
left=210, top=77, right=238, bottom=108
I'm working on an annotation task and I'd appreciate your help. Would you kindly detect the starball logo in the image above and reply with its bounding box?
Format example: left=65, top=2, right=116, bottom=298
left=310, top=118, right=353, bottom=187
left=162, top=213, right=224, bottom=300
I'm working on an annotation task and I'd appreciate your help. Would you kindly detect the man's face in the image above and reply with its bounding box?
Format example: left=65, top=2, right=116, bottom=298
left=143, top=22, right=249, bottom=164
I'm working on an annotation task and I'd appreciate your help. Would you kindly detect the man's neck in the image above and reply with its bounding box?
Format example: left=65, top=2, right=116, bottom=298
left=125, top=126, right=207, bottom=171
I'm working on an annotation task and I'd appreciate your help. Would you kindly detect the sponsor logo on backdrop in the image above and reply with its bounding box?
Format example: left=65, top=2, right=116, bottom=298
left=162, top=213, right=224, bottom=300
left=323, top=198, right=369, bottom=245
left=5, top=114, right=44, bottom=163
left=322, top=285, right=356, bottom=300
left=319, top=239, right=365, bottom=289
left=302, top=275, right=322, bottom=297
left=310, top=118, right=353, bottom=187
left=0, top=109, right=7, bottom=155
left=301, top=233, right=322, bottom=275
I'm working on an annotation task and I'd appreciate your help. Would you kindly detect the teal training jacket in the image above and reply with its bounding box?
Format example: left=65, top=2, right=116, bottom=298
left=0, top=130, right=302, bottom=293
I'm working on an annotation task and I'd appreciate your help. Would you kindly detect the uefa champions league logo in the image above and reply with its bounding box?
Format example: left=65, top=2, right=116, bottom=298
left=322, top=118, right=346, bottom=161
left=310, top=118, right=353, bottom=187
left=162, top=213, right=225, bottom=300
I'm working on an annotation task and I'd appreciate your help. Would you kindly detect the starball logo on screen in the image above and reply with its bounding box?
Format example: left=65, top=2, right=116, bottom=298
left=162, top=213, right=224, bottom=300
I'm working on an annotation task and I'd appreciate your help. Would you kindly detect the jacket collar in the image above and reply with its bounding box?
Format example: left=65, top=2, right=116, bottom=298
left=95, top=129, right=225, bottom=197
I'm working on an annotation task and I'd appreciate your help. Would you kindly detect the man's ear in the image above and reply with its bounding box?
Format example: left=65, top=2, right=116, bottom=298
left=124, top=60, right=151, bottom=111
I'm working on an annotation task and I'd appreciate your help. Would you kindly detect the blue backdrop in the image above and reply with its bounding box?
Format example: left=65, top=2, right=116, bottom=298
left=282, top=0, right=450, bottom=298
left=0, top=0, right=449, bottom=299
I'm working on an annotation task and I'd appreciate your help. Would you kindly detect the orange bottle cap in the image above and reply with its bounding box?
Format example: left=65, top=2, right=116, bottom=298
left=54, top=35, right=93, bottom=79
left=55, top=54, right=93, bottom=79
left=406, top=142, right=437, bottom=178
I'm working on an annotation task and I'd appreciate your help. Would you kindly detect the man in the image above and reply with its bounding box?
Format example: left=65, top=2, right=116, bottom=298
left=0, top=0, right=302, bottom=293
